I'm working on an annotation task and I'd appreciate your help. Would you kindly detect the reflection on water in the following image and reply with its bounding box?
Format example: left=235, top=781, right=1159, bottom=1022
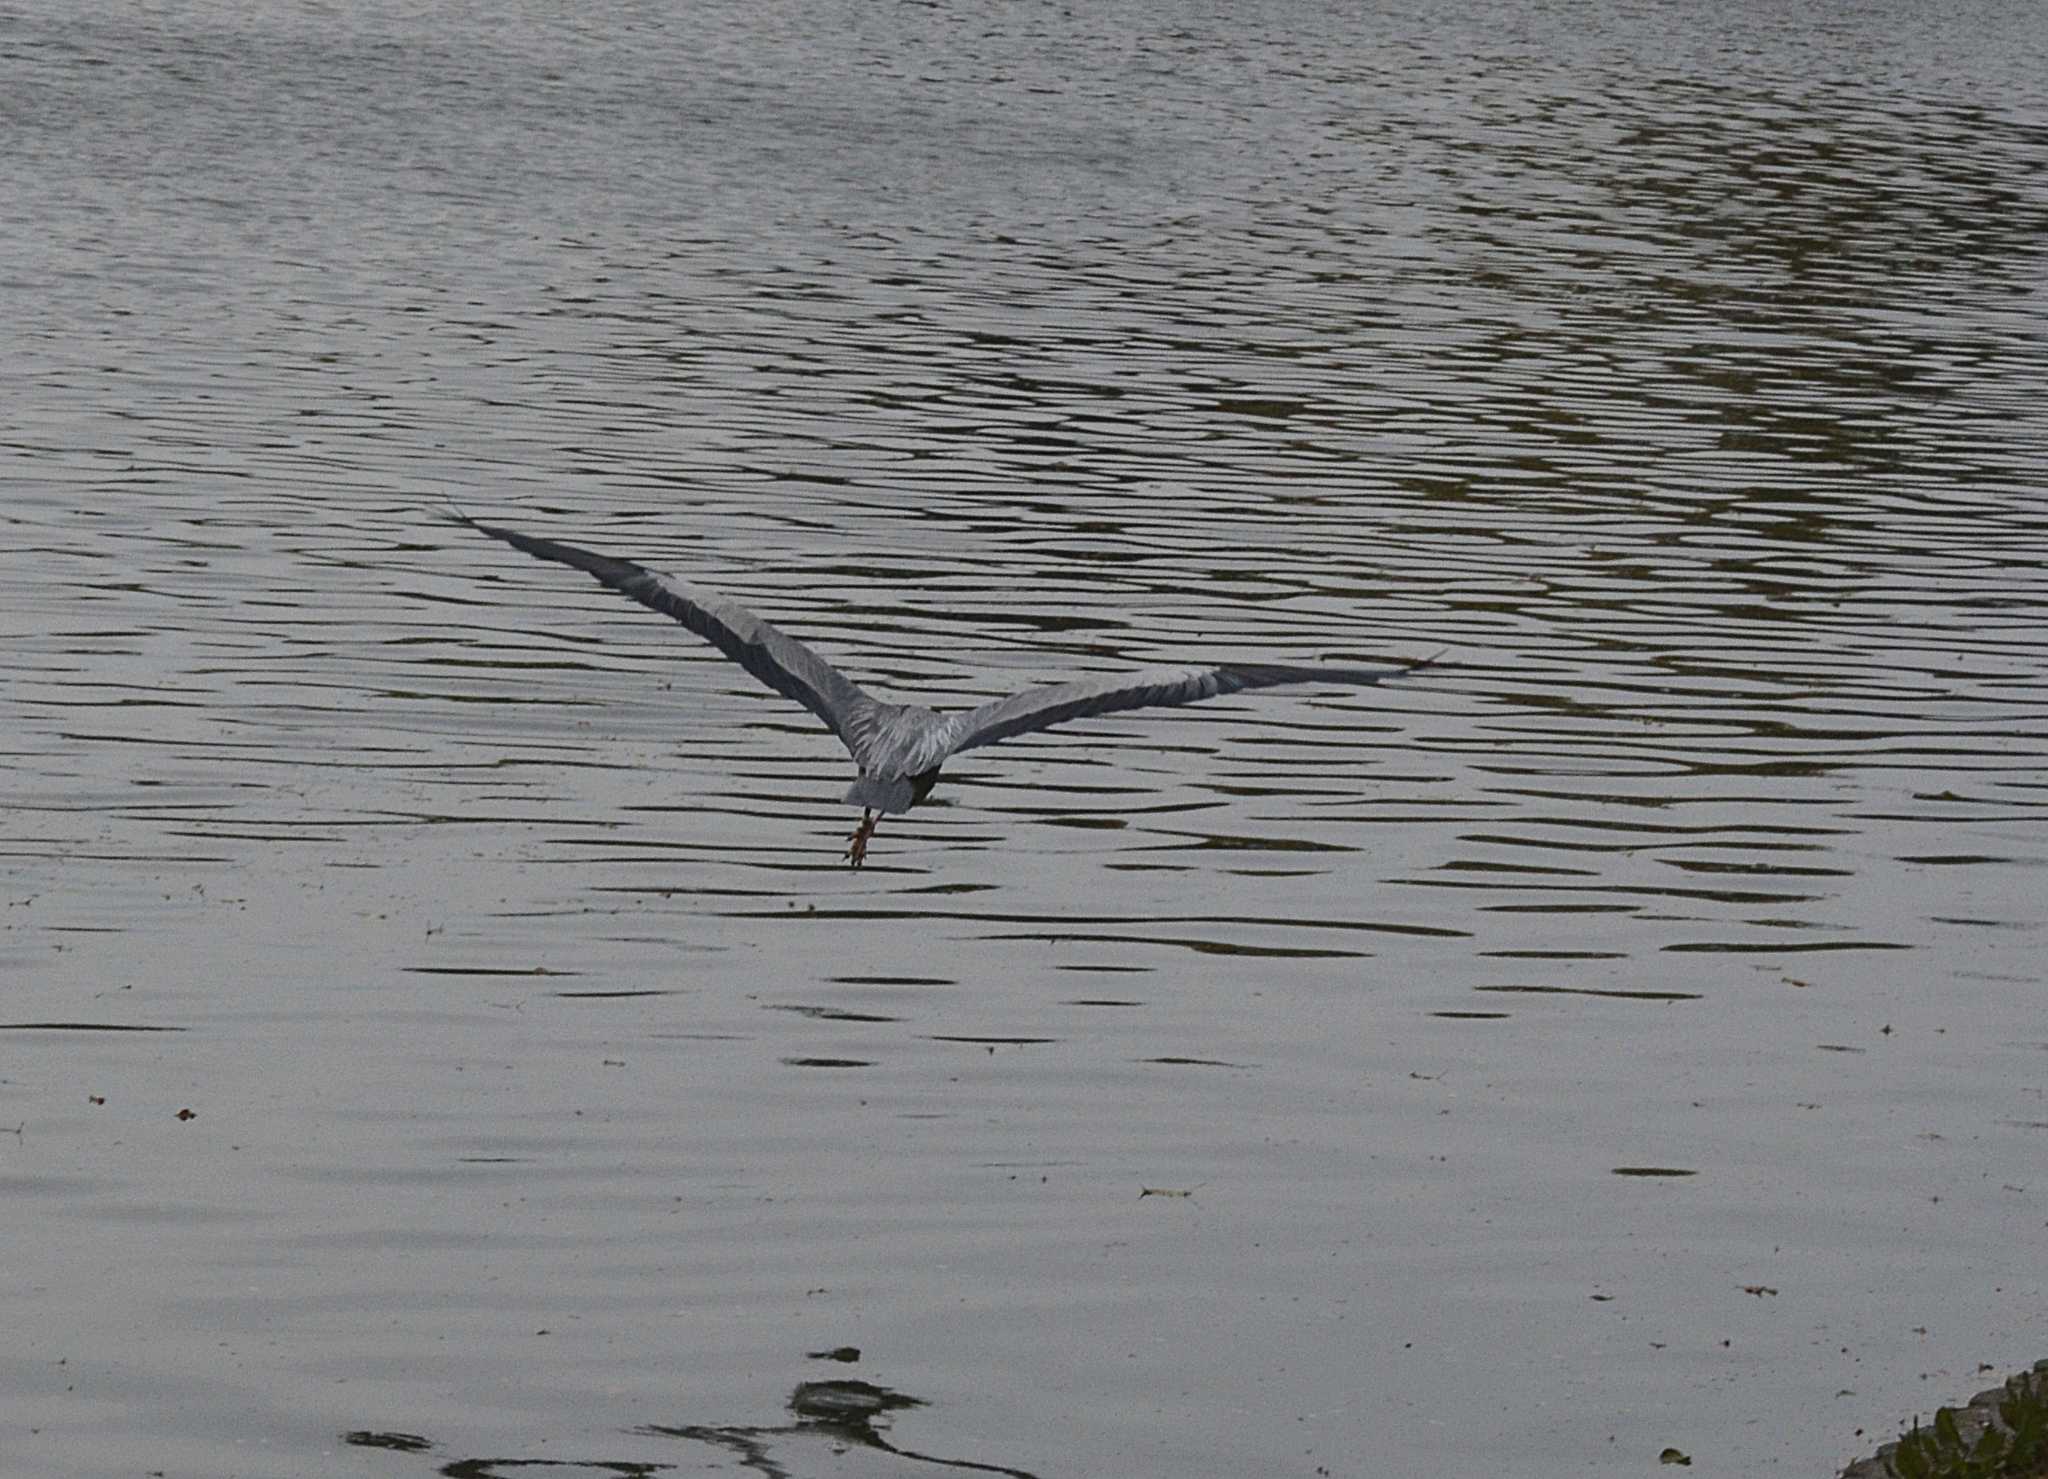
left=4, top=0, right=2047, bottom=1476
left=342, top=1374, right=1040, bottom=1479
left=655, top=1377, right=1040, bottom=1479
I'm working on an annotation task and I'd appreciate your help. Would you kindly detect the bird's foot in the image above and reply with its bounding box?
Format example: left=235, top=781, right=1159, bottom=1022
left=846, top=810, right=877, bottom=868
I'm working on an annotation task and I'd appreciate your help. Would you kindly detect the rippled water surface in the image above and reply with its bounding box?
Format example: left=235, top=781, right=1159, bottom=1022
left=5, top=2, right=2048, bottom=1474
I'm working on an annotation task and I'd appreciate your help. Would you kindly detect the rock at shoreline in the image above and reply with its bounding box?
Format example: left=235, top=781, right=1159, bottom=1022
left=1840, top=1361, right=2048, bottom=1478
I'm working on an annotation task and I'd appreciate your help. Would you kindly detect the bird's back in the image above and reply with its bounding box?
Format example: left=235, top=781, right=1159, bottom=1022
left=858, top=702, right=952, bottom=780
left=841, top=704, right=948, bottom=813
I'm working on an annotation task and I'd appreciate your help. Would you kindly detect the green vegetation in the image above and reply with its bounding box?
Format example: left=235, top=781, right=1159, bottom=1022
left=1888, top=1367, right=2048, bottom=1479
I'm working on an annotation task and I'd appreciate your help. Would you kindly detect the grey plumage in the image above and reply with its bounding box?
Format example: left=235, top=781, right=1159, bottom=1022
left=455, top=514, right=1431, bottom=863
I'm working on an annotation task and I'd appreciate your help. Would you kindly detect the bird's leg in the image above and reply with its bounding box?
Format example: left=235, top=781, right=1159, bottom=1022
left=846, top=808, right=877, bottom=868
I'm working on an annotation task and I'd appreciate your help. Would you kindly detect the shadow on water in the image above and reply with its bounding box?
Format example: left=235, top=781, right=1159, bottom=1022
left=343, top=1375, right=1041, bottom=1479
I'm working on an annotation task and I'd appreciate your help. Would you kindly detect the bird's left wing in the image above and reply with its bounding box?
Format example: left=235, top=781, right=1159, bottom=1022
left=456, top=515, right=882, bottom=757
left=943, top=657, right=1432, bottom=756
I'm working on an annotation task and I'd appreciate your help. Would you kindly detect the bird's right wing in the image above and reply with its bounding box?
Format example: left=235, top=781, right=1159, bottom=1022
left=457, top=515, right=882, bottom=757
left=944, top=657, right=1432, bottom=755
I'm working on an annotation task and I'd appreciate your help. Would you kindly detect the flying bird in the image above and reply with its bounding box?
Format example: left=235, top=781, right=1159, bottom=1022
left=454, top=513, right=1431, bottom=866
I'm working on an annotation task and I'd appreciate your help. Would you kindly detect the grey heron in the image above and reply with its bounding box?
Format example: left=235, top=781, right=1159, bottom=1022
left=455, top=514, right=1432, bottom=866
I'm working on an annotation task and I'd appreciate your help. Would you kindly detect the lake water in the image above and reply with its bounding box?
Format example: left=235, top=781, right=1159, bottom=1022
left=5, top=2, right=2047, bottom=1475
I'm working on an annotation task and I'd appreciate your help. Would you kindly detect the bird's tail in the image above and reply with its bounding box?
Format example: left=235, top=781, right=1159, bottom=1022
left=843, top=775, right=921, bottom=815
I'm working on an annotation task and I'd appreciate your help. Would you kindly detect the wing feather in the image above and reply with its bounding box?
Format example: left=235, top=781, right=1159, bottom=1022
left=457, top=515, right=880, bottom=758
left=946, top=658, right=1430, bottom=756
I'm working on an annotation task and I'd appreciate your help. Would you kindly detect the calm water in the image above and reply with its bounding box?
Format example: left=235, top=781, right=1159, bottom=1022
left=5, top=2, right=2047, bottom=1475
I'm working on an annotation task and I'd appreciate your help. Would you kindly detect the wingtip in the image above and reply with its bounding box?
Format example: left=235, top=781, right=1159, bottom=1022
left=440, top=503, right=515, bottom=547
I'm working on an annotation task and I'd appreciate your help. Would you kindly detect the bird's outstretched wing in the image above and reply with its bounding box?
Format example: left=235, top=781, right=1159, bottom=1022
left=944, top=658, right=1432, bottom=756
left=455, top=514, right=882, bottom=758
